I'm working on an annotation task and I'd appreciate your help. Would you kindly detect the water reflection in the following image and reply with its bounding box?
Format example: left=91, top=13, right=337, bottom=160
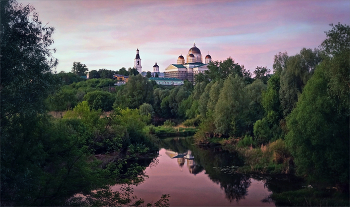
left=112, top=137, right=288, bottom=206
left=161, top=138, right=254, bottom=203
left=165, top=149, right=204, bottom=175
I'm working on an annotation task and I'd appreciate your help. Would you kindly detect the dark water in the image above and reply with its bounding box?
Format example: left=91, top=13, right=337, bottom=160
left=112, top=137, right=303, bottom=206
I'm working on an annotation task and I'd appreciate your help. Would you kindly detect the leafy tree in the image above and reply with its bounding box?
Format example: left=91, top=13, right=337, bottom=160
left=253, top=74, right=283, bottom=143
left=98, top=68, right=114, bottom=79
left=253, top=66, right=271, bottom=83
left=118, top=67, right=129, bottom=76
left=214, top=75, right=248, bottom=136
left=128, top=67, right=139, bottom=76
left=272, top=52, right=288, bottom=74
left=139, top=103, right=154, bottom=117
left=146, top=71, right=152, bottom=78
left=155, top=72, right=159, bottom=78
left=84, top=91, right=115, bottom=111
left=72, top=62, right=88, bottom=76
left=47, top=86, right=78, bottom=111
left=125, top=74, right=153, bottom=108
left=89, top=70, right=100, bottom=79
left=57, top=71, right=84, bottom=85
left=279, top=48, right=323, bottom=116
left=198, top=81, right=214, bottom=118
left=285, top=23, right=349, bottom=189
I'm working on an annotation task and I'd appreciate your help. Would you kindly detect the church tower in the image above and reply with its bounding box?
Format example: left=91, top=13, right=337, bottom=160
left=134, top=48, right=142, bottom=73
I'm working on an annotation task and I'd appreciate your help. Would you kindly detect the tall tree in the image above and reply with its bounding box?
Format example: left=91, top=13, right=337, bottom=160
left=286, top=23, right=349, bottom=189
left=279, top=48, right=323, bottom=116
left=1, top=0, right=58, bottom=203
left=72, top=62, right=88, bottom=76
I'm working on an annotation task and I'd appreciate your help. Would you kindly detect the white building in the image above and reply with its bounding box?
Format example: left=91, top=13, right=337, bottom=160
left=134, top=48, right=142, bottom=74
left=164, top=43, right=212, bottom=82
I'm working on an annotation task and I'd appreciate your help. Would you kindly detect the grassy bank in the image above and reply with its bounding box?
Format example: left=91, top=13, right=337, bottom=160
left=145, top=125, right=197, bottom=138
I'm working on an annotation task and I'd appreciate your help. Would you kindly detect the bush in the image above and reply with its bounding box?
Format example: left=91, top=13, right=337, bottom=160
left=237, top=135, right=256, bottom=148
left=163, top=120, right=175, bottom=127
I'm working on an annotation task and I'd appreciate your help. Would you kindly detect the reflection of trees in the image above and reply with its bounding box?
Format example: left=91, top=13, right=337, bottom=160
left=160, top=137, right=250, bottom=202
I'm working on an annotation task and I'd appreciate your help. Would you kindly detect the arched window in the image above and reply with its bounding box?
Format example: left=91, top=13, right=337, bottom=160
left=137, top=61, right=139, bottom=65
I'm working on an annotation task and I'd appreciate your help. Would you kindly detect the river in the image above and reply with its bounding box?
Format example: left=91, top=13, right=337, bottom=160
left=111, top=137, right=302, bottom=206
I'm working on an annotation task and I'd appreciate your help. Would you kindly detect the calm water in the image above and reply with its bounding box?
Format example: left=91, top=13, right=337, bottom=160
left=112, top=137, right=302, bottom=206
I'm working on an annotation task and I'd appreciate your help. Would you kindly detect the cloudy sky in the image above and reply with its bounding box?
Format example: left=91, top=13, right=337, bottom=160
left=18, top=0, right=350, bottom=73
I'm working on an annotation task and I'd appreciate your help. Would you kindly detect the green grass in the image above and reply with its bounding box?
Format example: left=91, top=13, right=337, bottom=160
left=145, top=125, right=197, bottom=138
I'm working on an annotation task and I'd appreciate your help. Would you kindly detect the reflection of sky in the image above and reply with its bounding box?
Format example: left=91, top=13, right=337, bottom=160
left=17, top=0, right=350, bottom=74
left=111, top=148, right=273, bottom=206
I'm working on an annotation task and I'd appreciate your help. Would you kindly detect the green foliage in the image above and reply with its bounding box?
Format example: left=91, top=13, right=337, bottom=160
left=253, top=74, right=283, bottom=144
left=279, top=48, right=323, bottom=116
left=204, top=57, right=251, bottom=82
left=98, top=68, right=115, bottom=79
left=139, top=103, right=154, bottom=117
left=47, top=86, right=78, bottom=111
left=285, top=52, right=349, bottom=186
left=214, top=75, right=248, bottom=136
left=84, top=90, right=115, bottom=111
left=72, top=62, right=88, bottom=76
left=125, top=74, right=153, bottom=108
left=56, top=72, right=84, bottom=85
left=182, top=115, right=201, bottom=127
left=117, top=67, right=129, bottom=76
left=146, top=71, right=152, bottom=78
left=163, top=120, right=175, bottom=127
left=253, top=66, right=271, bottom=83
left=237, top=135, right=256, bottom=148
left=89, top=69, right=100, bottom=79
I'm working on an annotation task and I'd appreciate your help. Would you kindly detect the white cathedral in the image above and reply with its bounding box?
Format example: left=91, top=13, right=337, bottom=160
left=164, top=43, right=211, bottom=82
left=133, top=43, right=211, bottom=82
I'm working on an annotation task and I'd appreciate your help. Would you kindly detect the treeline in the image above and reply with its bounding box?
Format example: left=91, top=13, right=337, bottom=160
left=1, top=1, right=168, bottom=206
left=183, top=24, right=348, bottom=190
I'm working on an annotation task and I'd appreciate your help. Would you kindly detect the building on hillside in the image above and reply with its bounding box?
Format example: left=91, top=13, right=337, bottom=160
left=148, top=77, right=184, bottom=86
left=164, top=43, right=212, bottom=82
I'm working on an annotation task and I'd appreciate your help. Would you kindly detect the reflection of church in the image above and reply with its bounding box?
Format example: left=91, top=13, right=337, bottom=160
left=165, top=149, right=203, bottom=175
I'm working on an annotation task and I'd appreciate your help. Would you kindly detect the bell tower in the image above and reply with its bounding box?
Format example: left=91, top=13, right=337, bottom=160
left=134, top=48, right=142, bottom=73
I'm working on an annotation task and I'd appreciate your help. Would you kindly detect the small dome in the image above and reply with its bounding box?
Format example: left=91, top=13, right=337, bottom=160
left=189, top=54, right=194, bottom=57
left=205, top=54, right=211, bottom=59
left=153, top=62, right=159, bottom=67
left=178, top=55, right=184, bottom=59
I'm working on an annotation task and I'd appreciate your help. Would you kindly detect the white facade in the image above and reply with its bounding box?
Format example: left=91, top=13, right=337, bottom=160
left=164, top=44, right=211, bottom=82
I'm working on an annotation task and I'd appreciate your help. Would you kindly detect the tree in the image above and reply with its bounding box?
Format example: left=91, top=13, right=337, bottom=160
left=89, top=70, right=100, bottom=79
left=139, top=103, right=154, bottom=117
left=57, top=71, right=84, bottom=85
left=118, top=67, right=129, bottom=76
left=1, top=0, right=59, bottom=203
left=214, top=75, right=248, bottom=136
left=125, top=74, right=153, bottom=108
left=279, top=48, right=323, bottom=116
left=72, top=62, right=88, bottom=76
left=155, top=73, right=159, bottom=78
left=286, top=23, right=349, bottom=190
left=146, top=71, right=152, bottom=78
left=98, top=68, right=114, bottom=79
left=128, top=67, right=139, bottom=76
left=253, top=66, right=270, bottom=83
left=84, top=91, right=115, bottom=111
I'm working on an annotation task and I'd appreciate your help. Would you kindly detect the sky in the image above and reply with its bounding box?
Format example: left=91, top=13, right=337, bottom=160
left=18, top=0, right=350, bottom=74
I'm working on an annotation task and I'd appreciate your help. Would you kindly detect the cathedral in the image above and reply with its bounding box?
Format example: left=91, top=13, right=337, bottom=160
left=164, top=43, right=211, bottom=82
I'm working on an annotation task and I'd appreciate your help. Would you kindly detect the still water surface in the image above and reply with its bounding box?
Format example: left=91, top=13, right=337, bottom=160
left=112, top=137, right=291, bottom=206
